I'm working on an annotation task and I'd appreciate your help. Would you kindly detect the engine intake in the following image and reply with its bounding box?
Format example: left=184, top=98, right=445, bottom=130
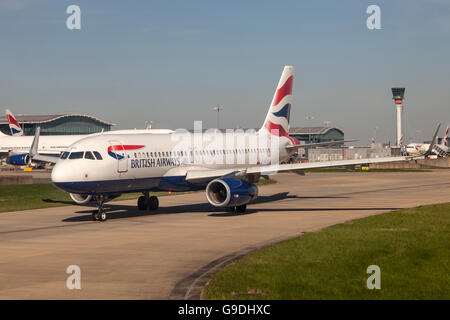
left=69, top=193, right=121, bottom=205
left=70, top=193, right=93, bottom=204
left=206, top=178, right=258, bottom=208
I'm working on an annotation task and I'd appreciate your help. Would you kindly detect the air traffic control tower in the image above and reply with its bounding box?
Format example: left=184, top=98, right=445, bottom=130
left=392, top=87, right=405, bottom=146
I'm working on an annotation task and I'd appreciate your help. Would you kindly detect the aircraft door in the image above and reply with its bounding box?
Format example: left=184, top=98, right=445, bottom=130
left=109, top=140, right=128, bottom=173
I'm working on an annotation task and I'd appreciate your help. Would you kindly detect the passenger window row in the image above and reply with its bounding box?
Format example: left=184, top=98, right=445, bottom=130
left=132, top=148, right=270, bottom=158
left=60, top=151, right=103, bottom=160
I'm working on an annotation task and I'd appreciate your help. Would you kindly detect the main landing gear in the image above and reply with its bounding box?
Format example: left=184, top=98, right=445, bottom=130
left=92, top=195, right=107, bottom=222
left=226, top=204, right=247, bottom=214
left=235, top=204, right=247, bottom=214
left=137, top=192, right=159, bottom=211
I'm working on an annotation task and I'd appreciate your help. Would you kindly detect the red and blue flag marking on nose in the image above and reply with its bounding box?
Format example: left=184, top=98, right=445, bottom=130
left=108, top=145, right=145, bottom=160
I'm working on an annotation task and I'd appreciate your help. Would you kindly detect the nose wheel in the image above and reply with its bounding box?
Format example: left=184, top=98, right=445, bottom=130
left=137, top=193, right=159, bottom=211
left=92, top=209, right=107, bottom=221
left=92, top=195, right=107, bottom=221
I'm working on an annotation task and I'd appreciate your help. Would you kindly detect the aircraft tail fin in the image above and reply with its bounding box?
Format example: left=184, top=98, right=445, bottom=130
left=6, top=109, right=24, bottom=136
left=260, top=66, right=294, bottom=138
left=442, top=125, right=449, bottom=147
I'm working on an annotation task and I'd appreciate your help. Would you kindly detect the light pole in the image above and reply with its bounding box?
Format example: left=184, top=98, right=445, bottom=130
left=213, top=106, right=224, bottom=129
left=305, top=115, right=315, bottom=143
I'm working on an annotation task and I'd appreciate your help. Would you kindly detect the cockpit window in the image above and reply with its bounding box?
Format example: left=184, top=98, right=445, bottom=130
left=60, top=152, right=69, bottom=159
left=85, top=151, right=95, bottom=160
left=69, top=151, right=84, bottom=159
left=93, top=151, right=103, bottom=160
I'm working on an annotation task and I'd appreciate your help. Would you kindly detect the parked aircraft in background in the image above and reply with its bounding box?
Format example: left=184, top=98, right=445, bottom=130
left=406, top=125, right=448, bottom=157
left=1, top=109, right=175, bottom=166
left=32, top=66, right=413, bottom=221
left=0, top=131, right=88, bottom=166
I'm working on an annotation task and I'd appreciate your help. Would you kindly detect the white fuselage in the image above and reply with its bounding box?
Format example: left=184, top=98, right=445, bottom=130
left=406, top=143, right=429, bottom=155
left=0, top=134, right=88, bottom=155
left=51, top=131, right=293, bottom=195
left=406, top=142, right=448, bottom=156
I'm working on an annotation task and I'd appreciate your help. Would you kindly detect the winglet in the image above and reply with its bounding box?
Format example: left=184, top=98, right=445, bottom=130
left=423, top=123, right=441, bottom=157
left=28, top=127, right=59, bottom=164
left=30, top=127, right=41, bottom=158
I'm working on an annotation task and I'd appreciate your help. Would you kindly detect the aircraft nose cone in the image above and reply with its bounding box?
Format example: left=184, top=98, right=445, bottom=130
left=51, top=162, right=78, bottom=193
left=51, top=162, right=89, bottom=194
left=51, top=163, right=65, bottom=183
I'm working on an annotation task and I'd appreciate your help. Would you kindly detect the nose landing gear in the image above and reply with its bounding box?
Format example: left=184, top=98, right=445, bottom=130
left=137, top=192, right=159, bottom=211
left=92, top=209, right=107, bottom=222
left=92, top=195, right=107, bottom=222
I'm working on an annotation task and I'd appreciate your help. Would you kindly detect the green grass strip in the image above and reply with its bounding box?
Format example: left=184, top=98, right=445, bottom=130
left=203, top=203, right=450, bottom=300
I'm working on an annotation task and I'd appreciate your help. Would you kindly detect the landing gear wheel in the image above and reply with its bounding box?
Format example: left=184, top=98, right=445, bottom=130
left=148, top=196, right=159, bottom=210
left=235, top=204, right=247, bottom=214
left=137, top=196, right=148, bottom=210
left=99, top=211, right=107, bottom=222
left=92, top=210, right=100, bottom=221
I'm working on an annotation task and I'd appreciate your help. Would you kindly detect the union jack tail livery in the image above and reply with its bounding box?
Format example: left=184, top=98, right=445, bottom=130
left=6, top=109, right=24, bottom=136
left=261, top=66, right=294, bottom=138
left=443, top=125, right=449, bottom=147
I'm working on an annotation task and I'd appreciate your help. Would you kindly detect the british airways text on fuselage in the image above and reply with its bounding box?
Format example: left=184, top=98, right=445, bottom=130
left=130, top=157, right=181, bottom=169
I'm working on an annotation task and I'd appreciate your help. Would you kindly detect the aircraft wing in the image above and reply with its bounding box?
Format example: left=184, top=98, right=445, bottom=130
left=183, top=155, right=411, bottom=182
left=31, top=153, right=59, bottom=164
left=287, top=139, right=358, bottom=150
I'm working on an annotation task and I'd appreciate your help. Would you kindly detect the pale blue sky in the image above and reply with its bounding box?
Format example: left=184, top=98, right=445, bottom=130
left=1, top=0, right=449, bottom=144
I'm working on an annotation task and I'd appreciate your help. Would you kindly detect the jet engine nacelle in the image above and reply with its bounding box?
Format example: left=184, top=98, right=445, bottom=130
left=7, top=154, right=31, bottom=166
left=206, top=178, right=258, bottom=208
left=69, top=193, right=122, bottom=205
left=70, top=193, right=93, bottom=204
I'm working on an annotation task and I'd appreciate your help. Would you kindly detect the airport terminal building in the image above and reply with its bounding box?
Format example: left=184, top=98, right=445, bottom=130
left=0, top=114, right=115, bottom=135
left=289, top=127, right=345, bottom=144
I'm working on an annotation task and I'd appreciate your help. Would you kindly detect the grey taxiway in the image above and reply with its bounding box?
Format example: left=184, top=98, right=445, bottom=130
left=1, top=170, right=450, bottom=299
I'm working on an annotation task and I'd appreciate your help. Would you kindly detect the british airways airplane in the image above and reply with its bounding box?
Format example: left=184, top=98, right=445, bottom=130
left=33, top=66, right=412, bottom=221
